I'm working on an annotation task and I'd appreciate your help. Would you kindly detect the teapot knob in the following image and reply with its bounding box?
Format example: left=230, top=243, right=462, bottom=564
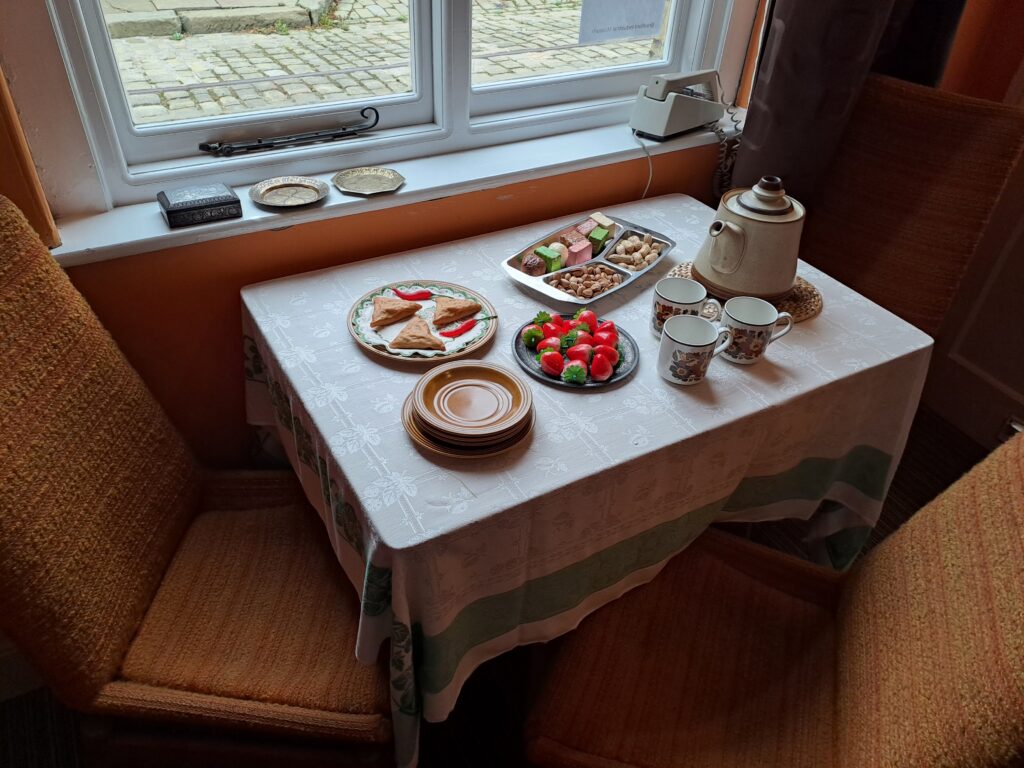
left=737, top=176, right=795, bottom=215
left=751, top=175, right=787, bottom=202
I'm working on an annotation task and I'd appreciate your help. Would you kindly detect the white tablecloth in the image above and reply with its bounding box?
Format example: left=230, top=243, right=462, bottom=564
left=241, top=194, right=932, bottom=766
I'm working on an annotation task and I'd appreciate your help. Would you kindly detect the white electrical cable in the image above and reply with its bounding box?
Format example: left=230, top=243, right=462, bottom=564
left=632, top=130, right=654, bottom=199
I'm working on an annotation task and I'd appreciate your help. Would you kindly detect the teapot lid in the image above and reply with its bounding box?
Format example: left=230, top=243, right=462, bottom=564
left=737, top=176, right=794, bottom=216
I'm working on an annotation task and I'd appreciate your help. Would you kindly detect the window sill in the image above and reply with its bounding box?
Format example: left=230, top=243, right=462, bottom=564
left=52, top=123, right=719, bottom=268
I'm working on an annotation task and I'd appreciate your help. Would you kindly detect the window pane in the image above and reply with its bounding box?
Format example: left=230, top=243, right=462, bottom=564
left=471, top=0, right=674, bottom=88
left=100, top=0, right=414, bottom=126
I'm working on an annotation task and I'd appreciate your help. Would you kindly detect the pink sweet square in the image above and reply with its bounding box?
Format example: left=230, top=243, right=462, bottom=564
left=559, top=229, right=585, bottom=247
left=567, top=239, right=593, bottom=266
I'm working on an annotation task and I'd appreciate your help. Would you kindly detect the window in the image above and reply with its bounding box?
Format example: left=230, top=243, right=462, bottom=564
left=23, top=0, right=755, bottom=208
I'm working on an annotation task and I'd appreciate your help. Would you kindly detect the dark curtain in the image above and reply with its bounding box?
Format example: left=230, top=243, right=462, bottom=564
left=732, top=0, right=966, bottom=201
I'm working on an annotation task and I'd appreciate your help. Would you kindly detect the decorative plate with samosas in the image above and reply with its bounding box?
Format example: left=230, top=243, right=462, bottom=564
left=348, top=281, right=498, bottom=362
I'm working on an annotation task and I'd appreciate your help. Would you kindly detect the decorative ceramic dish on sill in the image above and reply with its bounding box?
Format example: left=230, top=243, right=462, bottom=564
left=249, top=176, right=330, bottom=208
left=332, top=167, right=406, bottom=196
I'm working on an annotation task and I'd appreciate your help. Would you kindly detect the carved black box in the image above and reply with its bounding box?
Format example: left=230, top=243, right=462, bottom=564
left=157, top=183, right=242, bottom=228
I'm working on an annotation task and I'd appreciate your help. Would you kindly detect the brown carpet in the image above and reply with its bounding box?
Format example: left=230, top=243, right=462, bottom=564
left=0, top=407, right=987, bottom=768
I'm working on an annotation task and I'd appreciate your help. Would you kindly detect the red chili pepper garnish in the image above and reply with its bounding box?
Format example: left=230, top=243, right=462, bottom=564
left=440, top=319, right=477, bottom=338
left=393, top=287, right=433, bottom=301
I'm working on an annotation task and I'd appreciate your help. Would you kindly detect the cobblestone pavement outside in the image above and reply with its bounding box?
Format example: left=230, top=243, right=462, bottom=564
left=108, top=0, right=660, bottom=124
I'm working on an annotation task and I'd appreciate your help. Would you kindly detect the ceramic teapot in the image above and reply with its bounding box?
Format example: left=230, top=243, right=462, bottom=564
left=692, top=176, right=805, bottom=300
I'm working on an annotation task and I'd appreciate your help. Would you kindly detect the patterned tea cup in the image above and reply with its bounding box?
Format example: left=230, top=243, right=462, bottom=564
left=658, top=315, right=731, bottom=386
left=720, top=296, right=793, bottom=364
left=651, top=277, right=722, bottom=336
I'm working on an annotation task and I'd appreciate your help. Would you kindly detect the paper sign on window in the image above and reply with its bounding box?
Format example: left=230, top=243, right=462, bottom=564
left=578, top=0, right=667, bottom=45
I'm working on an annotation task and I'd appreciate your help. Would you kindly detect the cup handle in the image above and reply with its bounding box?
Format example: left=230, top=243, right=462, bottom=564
left=771, top=312, right=794, bottom=343
left=712, top=328, right=732, bottom=357
left=704, top=297, right=722, bottom=319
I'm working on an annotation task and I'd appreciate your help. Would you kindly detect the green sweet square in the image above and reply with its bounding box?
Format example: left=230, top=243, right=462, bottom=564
left=587, top=226, right=609, bottom=249
left=534, top=245, right=564, bottom=272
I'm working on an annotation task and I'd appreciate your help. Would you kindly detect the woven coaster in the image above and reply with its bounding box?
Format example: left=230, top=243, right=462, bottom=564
left=667, top=262, right=823, bottom=323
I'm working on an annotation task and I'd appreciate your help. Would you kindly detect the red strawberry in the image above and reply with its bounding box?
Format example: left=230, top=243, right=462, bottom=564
left=539, top=350, right=564, bottom=377
left=571, top=331, right=596, bottom=347
left=520, top=324, right=544, bottom=348
left=537, top=336, right=562, bottom=354
left=566, top=343, right=594, bottom=364
left=593, top=330, right=617, bottom=348
left=576, top=309, right=599, bottom=332
left=561, top=359, right=588, bottom=385
left=590, top=352, right=614, bottom=382
left=593, top=344, right=619, bottom=366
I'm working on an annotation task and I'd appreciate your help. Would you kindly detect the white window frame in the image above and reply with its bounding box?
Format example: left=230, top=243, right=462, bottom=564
left=9, top=0, right=755, bottom=212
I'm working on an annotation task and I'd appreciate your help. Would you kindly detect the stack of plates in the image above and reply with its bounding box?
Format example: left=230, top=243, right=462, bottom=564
left=403, top=361, right=535, bottom=458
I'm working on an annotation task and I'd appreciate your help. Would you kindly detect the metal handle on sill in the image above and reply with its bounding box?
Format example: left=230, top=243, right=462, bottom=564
left=198, top=106, right=379, bottom=157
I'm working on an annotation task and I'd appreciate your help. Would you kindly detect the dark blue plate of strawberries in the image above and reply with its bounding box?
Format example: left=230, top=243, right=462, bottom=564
left=511, top=308, right=639, bottom=389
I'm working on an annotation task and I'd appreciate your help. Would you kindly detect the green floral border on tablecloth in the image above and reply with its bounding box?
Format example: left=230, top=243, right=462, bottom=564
left=362, top=563, right=392, bottom=617
left=243, top=334, right=266, bottom=383
left=390, top=618, right=420, bottom=717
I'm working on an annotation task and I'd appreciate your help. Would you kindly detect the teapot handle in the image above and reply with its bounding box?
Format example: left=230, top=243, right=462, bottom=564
left=707, top=220, right=745, bottom=275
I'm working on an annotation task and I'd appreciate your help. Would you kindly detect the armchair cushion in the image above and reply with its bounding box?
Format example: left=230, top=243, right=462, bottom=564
left=113, top=474, right=390, bottom=743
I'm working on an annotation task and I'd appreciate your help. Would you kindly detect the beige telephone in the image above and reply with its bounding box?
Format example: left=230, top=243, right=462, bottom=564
left=628, top=70, right=726, bottom=141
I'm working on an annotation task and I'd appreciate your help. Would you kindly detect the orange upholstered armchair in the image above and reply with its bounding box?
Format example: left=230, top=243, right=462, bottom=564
left=800, top=75, right=1024, bottom=339
left=0, top=196, right=391, bottom=764
left=526, top=433, right=1024, bottom=767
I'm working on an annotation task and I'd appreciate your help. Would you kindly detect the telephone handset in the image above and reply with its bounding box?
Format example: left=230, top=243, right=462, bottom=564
left=628, top=69, right=726, bottom=141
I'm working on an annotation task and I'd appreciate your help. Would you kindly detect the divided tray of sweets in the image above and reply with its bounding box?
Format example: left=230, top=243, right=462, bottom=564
left=501, top=212, right=676, bottom=306
left=348, top=281, right=497, bottom=362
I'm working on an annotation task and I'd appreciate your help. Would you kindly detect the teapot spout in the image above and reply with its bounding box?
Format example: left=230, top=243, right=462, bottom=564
left=707, top=219, right=745, bottom=274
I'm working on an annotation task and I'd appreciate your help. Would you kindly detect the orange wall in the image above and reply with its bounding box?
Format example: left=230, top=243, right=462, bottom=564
left=67, top=145, right=719, bottom=467
left=941, top=0, right=1024, bottom=102
left=736, top=0, right=769, bottom=108
left=0, top=65, right=59, bottom=247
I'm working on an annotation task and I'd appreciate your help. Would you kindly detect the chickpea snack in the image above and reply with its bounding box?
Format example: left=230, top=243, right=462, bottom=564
left=544, top=263, right=626, bottom=300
